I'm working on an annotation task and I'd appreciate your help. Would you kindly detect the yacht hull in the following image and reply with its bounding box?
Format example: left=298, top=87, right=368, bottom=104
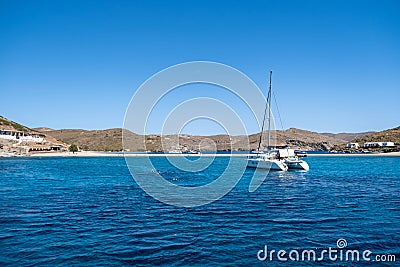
left=247, top=158, right=288, bottom=171
left=285, top=159, right=310, bottom=171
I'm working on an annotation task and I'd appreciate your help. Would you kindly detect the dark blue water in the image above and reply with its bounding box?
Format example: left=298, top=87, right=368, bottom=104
left=0, top=156, right=399, bottom=266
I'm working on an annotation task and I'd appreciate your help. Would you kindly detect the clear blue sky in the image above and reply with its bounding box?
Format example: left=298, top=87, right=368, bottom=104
left=1, top=0, right=399, bottom=134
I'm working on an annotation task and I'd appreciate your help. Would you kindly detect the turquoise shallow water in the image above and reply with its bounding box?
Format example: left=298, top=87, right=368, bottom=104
left=0, top=156, right=399, bottom=266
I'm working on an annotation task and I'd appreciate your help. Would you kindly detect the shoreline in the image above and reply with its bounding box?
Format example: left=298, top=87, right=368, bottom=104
left=26, top=151, right=400, bottom=157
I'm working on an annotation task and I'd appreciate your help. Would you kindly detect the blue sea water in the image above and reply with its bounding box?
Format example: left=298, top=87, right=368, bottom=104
left=0, top=156, right=399, bottom=266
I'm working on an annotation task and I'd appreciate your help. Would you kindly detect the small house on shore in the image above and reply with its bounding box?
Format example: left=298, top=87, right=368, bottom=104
left=0, top=129, right=45, bottom=143
left=346, top=142, right=360, bottom=149
left=363, top=142, right=395, bottom=148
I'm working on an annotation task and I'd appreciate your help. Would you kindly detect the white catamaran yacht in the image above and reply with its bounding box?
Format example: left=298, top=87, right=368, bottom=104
left=247, top=71, right=309, bottom=171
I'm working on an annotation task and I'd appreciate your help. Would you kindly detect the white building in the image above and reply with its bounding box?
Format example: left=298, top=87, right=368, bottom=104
left=0, top=130, right=45, bottom=143
left=346, top=142, right=360, bottom=149
left=363, top=142, right=395, bottom=148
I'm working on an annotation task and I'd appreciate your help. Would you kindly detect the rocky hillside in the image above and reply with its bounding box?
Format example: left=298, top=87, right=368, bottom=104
left=1, top=116, right=62, bottom=145
left=0, top=116, right=67, bottom=155
left=248, top=128, right=347, bottom=151
left=0, top=116, right=31, bottom=132
left=320, top=131, right=374, bottom=142
left=41, top=128, right=143, bottom=152
left=32, top=127, right=55, bottom=132
left=352, top=126, right=400, bottom=146
left=34, top=127, right=345, bottom=152
left=123, top=128, right=347, bottom=152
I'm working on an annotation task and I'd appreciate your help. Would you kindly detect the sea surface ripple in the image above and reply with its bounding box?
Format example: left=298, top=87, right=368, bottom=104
left=0, top=156, right=399, bottom=266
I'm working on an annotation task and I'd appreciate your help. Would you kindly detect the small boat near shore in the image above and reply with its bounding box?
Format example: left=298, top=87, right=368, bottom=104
left=183, top=150, right=201, bottom=154
left=294, top=150, right=307, bottom=157
left=167, top=150, right=182, bottom=154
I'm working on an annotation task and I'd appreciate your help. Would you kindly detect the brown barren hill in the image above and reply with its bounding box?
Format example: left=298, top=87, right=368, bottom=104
left=0, top=116, right=32, bottom=132
left=320, top=132, right=374, bottom=142
left=35, top=127, right=352, bottom=152
left=0, top=116, right=67, bottom=150
left=353, top=126, right=400, bottom=145
left=246, top=128, right=347, bottom=151
left=43, top=128, right=144, bottom=151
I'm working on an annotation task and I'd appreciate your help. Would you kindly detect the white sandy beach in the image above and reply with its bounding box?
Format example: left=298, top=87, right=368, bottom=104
left=29, top=151, right=241, bottom=157
left=307, top=152, right=400, bottom=157
left=29, top=151, right=400, bottom=157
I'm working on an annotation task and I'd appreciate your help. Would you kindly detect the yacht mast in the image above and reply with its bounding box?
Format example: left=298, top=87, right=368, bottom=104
left=257, top=71, right=272, bottom=152
left=267, top=71, right=272, bottom=149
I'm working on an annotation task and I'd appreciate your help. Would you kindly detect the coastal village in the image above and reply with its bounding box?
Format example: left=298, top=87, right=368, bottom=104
left=0, top=129, right=67, bottom=156
left=0, top=116, right=67, bottom=156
